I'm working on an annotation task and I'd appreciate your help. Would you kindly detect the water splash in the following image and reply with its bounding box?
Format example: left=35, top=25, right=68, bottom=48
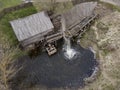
left=64, top=38, right=76, bottom=59
left=61, top=16, right=77, bottom=59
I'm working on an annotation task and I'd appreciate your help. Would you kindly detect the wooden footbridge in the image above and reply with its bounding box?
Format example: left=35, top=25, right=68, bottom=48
left=10, top=2, right=98, bottom=55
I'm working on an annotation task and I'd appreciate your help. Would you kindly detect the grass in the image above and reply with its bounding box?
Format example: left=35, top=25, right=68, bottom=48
left=0, top=6, right=37, bottom=45
left=33, top=1, right=73, bottom=14
left=0, top=3, right=37, bottom=88
left=0, top=30, right=25, bottom=89
left=0, top=47, right=23, bottom=89
left=0, top=0, right=22, bottom=11
left=102, top=84, right=115, bottom=90
left=100, top=1, right=120, bottom=12
left=0, top=4, right=35, bottom=87
left=80, top=28, right=98, bottom=48
left=102, top=49, right=109, bottom=56
left=54, top=1, right=73, bottom=14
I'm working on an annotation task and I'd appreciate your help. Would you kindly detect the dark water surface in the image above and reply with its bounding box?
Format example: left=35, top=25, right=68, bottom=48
left=13, top=44, right=98, bottom=89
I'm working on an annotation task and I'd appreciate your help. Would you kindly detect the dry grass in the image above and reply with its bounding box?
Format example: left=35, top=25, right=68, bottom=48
left=80, top=11, right=120, bottom=90
left=0, top=48, right=22, bottom=88
left=0, top=31, right=23, bottom=89
left=33, top=0, right=73, bottom=14
left=0, top=0, right=21, bottom=11
left=0, top=2, right=36, bottom=89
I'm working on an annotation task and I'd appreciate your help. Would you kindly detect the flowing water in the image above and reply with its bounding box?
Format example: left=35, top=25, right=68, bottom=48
left=61, top=16, right=77, bottom=60
left=64, top=38, right=77, bottom=59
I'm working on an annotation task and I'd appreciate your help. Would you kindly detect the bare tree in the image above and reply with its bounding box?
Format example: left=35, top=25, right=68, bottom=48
left=0, top=31, right=23, bottom=89
left=0, top=47, right=22, bottom=89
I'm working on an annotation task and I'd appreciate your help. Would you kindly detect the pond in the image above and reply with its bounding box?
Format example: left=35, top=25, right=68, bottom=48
left=13, top=43, right=98, bottom=89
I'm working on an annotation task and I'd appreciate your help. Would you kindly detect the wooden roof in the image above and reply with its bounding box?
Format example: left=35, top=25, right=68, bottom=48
left=10, top=11, right=54, bottom=42
left=62, top=2, right=97, bottom=28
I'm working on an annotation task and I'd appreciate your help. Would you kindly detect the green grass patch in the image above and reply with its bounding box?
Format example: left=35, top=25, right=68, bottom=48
left=0, top=6, right=37, bottom=45
left=0, top=0, right=22, bottom=11
left=102, top=49, right=109, bottom=56
left=103, top=84, right=115, bottom=90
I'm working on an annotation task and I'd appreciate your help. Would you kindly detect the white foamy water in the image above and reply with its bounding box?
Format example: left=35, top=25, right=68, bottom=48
left=65, top=48, right=76, bottom=59
left=64, top=38, right=76, bottom=59
left=61, top=16, right=77, bottom=59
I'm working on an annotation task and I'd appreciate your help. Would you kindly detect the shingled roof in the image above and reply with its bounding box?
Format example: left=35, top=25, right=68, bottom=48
left=10, top=11, right=54, bottom=42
